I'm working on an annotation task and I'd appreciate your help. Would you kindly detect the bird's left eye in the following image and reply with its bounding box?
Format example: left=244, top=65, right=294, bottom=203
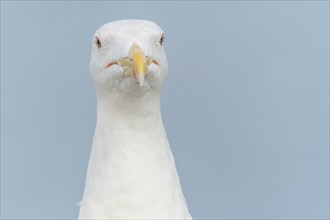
left=159, top=34, right=165, bottom=46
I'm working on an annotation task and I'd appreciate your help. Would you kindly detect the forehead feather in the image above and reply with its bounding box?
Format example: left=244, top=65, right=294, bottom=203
left=95, top=19, right=162, bottom=38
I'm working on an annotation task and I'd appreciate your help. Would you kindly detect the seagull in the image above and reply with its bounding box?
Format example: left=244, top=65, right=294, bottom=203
left=78, top=20, right=192, bottom=220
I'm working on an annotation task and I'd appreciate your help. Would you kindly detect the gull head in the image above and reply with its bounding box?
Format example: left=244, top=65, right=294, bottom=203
left=89, top=20, right=168, bottom=97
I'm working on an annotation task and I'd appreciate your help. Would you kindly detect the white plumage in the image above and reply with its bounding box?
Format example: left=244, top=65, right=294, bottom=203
left=78, top=20, right=192, bottom=219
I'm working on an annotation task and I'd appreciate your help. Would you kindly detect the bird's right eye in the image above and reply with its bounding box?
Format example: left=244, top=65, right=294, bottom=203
left=95, top=37, right=102, bottom=49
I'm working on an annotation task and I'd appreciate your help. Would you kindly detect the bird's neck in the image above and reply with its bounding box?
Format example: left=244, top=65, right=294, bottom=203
left=89, top=90, right=173, bottom=184
left=95, top=90, right=162, bottom=133
left=91, top=90, right=167, bottom=158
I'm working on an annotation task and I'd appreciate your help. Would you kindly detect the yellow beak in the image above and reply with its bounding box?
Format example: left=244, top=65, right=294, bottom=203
left=128, top=44, right=148, bottom=86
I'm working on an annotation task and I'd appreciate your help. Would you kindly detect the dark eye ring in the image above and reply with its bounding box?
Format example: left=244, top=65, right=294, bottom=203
left=159, top=34, right=165, bottom=46
left=95, top=37, right=102, bottom=49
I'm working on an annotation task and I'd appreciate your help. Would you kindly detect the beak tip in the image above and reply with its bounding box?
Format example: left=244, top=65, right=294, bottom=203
left=137, top=72, right=145, bottom=87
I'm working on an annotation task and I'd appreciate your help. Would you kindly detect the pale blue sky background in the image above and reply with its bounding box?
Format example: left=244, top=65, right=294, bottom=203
left=1, top=1, right=329, bottom=219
